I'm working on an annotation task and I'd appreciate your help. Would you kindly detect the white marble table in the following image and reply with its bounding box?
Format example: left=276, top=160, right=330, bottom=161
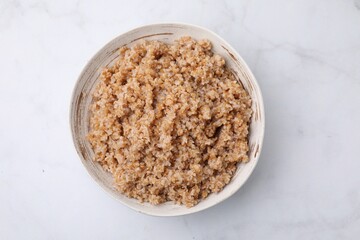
left=1, top=0, right=360, bottom=239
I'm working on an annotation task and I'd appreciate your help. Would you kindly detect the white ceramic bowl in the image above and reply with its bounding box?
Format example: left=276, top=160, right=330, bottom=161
left=70, top=23, right=264, bottom=216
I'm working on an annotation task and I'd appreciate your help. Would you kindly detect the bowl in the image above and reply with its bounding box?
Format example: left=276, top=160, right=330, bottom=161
left=70, top=23, right=265, bottom=216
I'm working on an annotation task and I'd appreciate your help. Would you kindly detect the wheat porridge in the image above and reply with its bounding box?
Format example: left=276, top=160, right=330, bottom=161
left=87, top=36, right=252, bottom=207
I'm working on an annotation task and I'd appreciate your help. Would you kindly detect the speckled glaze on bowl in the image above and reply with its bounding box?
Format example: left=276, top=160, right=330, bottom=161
left=70, top=23, right=265, bottom=216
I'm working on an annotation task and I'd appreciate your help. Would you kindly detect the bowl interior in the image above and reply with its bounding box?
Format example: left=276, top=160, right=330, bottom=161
left=70, top=23, right=264, bottom=216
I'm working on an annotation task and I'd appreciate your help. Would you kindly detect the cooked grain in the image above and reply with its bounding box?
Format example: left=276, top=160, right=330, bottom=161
left=88, top=37, right=252, bottom=207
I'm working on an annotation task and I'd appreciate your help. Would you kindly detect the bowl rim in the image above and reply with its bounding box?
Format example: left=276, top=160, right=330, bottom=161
left=70, top=22, right=265, bottom=217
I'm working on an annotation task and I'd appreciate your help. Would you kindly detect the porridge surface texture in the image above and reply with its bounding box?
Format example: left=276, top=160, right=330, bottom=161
left=88, top=36, right=252, bottom=207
